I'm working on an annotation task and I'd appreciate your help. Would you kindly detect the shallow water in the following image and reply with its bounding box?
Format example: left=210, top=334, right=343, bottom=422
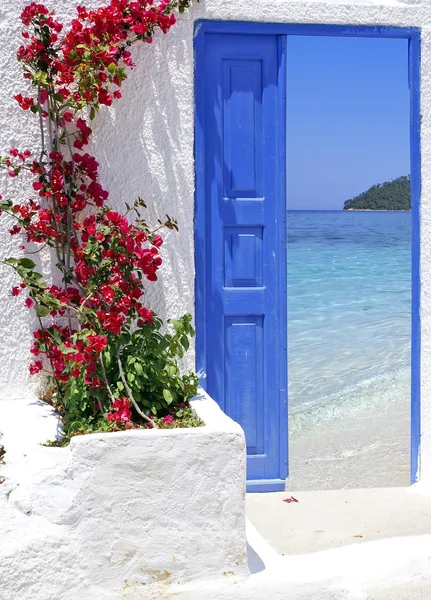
left=287, top=210, right=411, bottom=489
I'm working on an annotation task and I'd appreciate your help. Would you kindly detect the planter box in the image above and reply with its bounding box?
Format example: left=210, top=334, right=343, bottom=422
left=0, top=390, right=248, bottom=600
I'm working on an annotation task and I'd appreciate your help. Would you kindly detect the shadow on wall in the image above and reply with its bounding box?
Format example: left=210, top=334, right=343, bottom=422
left=89, top=20, right=196, bottom=367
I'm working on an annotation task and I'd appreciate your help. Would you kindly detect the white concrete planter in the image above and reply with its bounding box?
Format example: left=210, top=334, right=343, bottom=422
left=0, top=391, right=248, bottom=600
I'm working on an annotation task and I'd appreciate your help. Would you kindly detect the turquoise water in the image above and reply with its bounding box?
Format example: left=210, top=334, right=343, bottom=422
left=287, top=210, right=411, bottom=488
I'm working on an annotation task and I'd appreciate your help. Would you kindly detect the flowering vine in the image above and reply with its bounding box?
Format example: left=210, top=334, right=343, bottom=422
left=0, top=1, right=198, bottom=433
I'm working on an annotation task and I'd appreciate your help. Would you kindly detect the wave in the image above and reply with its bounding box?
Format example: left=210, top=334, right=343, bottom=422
left=289, top=365, right=410, bottom=435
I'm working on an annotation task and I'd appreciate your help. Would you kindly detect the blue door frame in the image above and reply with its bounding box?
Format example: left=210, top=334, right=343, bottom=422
left=194, top=21, right=421, bottom=489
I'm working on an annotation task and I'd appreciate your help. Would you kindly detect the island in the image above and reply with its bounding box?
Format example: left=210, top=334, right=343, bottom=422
left=343, top=175, right=411, bottom=211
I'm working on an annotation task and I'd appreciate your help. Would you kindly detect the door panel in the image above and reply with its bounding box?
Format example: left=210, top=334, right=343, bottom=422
left=197, top=32, right=287, bottom=491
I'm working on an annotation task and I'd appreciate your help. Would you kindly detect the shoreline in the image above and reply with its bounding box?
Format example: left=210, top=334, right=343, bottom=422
left=344, top=208, right=411, bottom=212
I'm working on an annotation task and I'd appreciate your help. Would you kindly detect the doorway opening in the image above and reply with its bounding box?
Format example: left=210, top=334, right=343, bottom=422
left=286, top=34, right=417, bottom=490
left=194, top=22, right=420, bottom=492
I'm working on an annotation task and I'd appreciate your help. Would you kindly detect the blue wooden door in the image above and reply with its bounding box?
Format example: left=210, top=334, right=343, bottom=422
left=195, top=29, right=287, bottom=492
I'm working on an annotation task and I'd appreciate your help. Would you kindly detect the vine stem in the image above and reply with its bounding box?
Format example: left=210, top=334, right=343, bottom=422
left=37, top=86, right=46, bottom=167
left=99, top=354, right=116, bottom=406
left=116, top=349, right=158, bottom=428
left=45, top=94, right=67, bottom=271
left=36, top=314, right=61, bottom=397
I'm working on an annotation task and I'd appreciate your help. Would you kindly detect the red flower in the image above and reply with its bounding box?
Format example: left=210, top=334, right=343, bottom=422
left=62, top=111, right=74, bottom=123
left=87, top=334, right=107, bottom=353
left=137, top=306, right=153, bottom=324
left=14, top=94, right=34, bottom=111
left=29, top=360, right=43, bottom=375
left=11, top=286, right=22, bottom=297
left=25, top=297, right=34, bottom=308
left=53, top=360, right=65, bottom=373
left=107, top=397, right=132, bottom=423
left=39, top=89, right=48, bottom=104
left=20, top=3, right=49, bottom=26
left=100, top=284, right=115, bottom=304
left=74, top=118, right=92, bottom=149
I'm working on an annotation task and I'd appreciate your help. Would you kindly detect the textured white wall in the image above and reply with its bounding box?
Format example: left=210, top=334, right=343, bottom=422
left=0, top=391, right=248, bottom=599
left=1, top=0, right=431, bottom=482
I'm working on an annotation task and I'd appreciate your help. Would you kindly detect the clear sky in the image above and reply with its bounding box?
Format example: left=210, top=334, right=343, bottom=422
left=287, top=36, right=410, bottom=210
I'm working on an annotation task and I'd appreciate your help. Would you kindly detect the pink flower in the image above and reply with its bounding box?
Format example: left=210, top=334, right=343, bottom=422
left=152, top=234, right=163, bottom=248
left=163, top=415, right=174, bottom=425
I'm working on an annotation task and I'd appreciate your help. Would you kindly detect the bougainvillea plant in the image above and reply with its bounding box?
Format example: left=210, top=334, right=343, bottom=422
left=0, top=0, right=199, bottom=435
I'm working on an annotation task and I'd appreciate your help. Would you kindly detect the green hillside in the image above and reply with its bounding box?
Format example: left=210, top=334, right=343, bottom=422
left=343, top=175, right=410, bottom=211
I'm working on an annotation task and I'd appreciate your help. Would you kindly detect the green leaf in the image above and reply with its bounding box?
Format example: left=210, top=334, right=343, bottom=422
left=163, top=389, right=173, bottom=405
left=108, top=62, right=117, bottom=73
left=34, top=305, right=50, bottom=317
left=50, top=328, right=62, bottom=345
left=118, top=332, right=131, bottom=346
left=127, top=371, right=135, bottom=384
left=17, top=258, right=36, bottom=270
left=89, top=106, right=96, bottom=121
left=134, top=362, right=143, bottom=376
left=180, top=335, right=190, bottom=351
left=103, top=350, right=111, bottom=368
left=33, top=71, right=48, bottom=85
left=0, top=199, right=12, bottom=210
left=165, top=365, right=177, bottom=377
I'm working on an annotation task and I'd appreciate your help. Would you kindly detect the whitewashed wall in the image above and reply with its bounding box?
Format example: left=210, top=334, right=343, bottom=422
left=1, top=0, right=431, bottom=482
left=0, top=392, right=248, bottom=600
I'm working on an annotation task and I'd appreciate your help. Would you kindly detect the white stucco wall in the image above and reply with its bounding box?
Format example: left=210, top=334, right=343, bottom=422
left=1, top=0, right=431, bottom=482
left=0, top=391, right=248, bottom=599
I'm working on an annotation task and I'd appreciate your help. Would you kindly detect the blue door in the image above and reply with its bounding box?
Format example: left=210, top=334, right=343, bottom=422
left=195, top=28, right=287, bottom=492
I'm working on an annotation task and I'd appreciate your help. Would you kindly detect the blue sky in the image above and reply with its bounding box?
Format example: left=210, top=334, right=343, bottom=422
left=287, top=36, right=410, bottom=210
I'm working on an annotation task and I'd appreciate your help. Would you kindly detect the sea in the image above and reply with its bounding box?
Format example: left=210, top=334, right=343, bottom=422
left=287, top=210, right=411, bottom=490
